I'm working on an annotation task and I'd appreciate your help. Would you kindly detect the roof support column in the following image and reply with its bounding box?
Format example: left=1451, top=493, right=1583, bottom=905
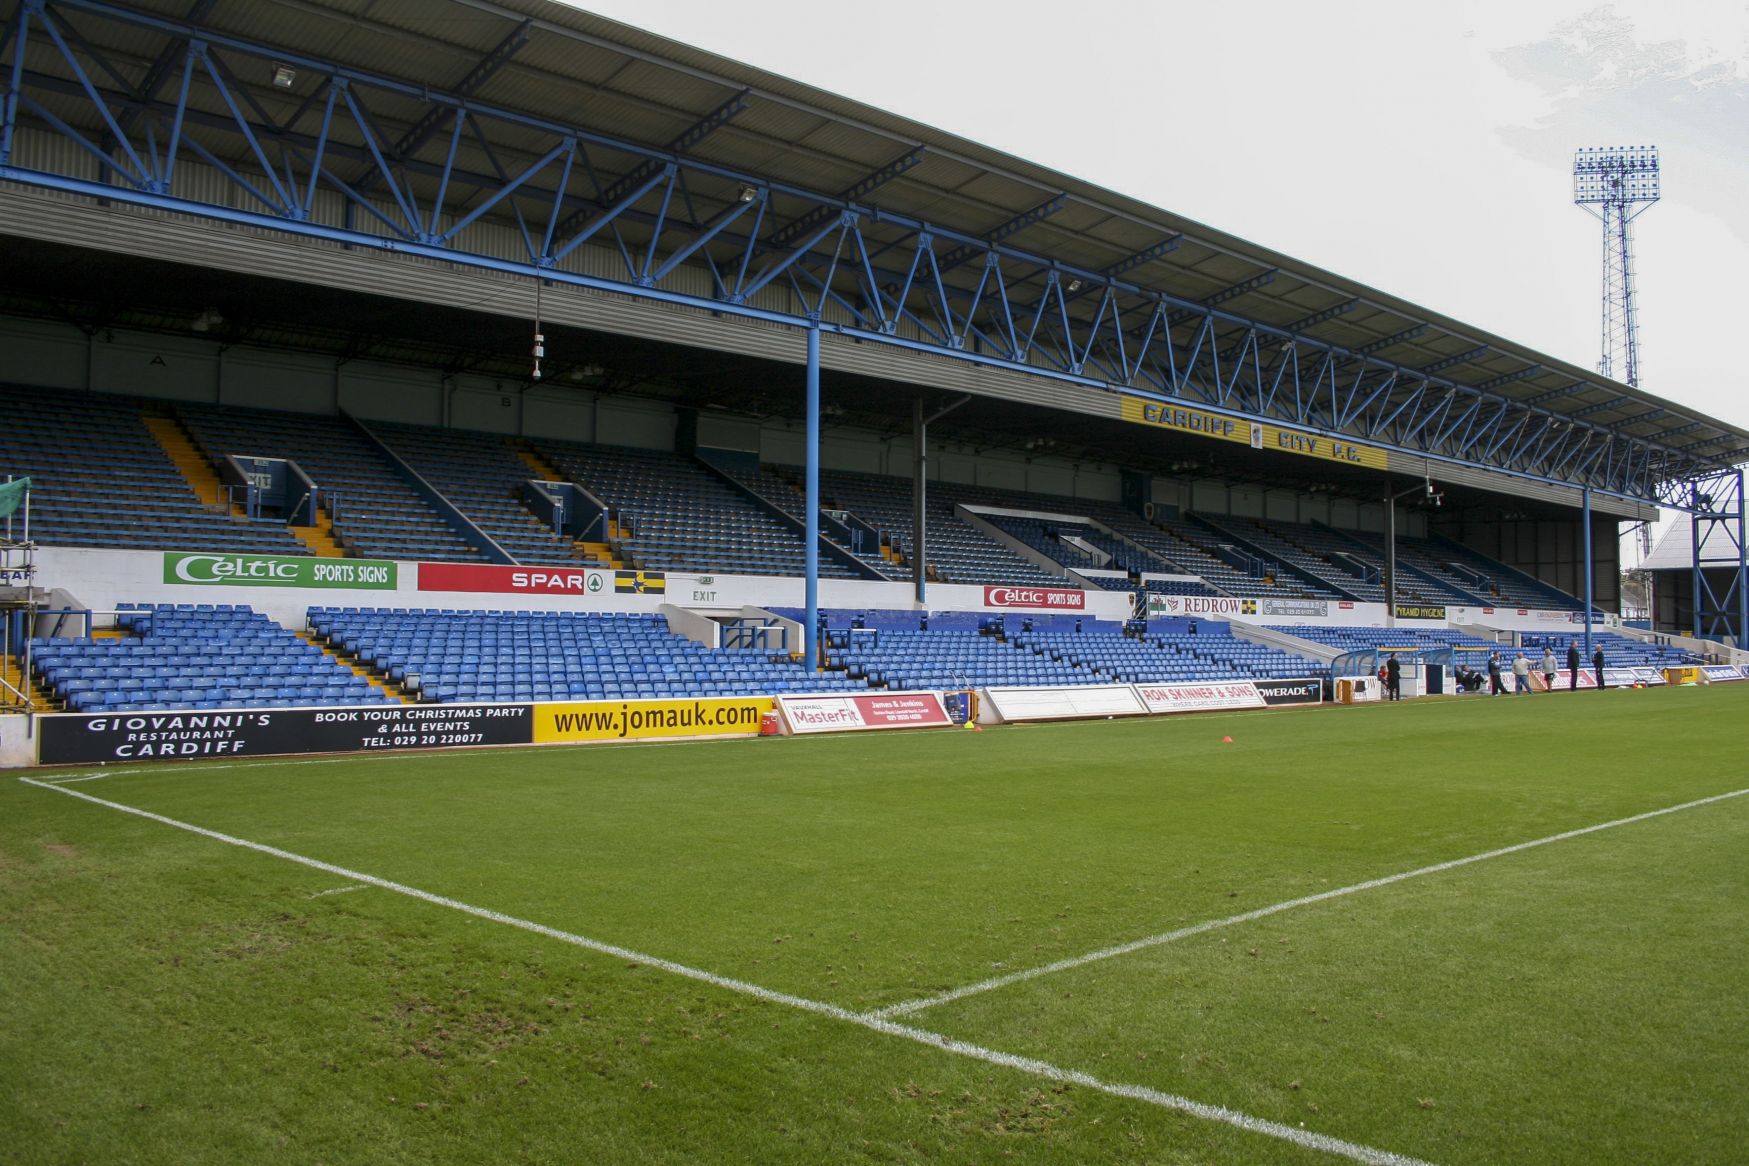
left=804, top=318, right=820, bottom=670
left=1385, top=481, right=1398, bottom=630
left=1582, top=485, right=1594, bottom=661
left=1691, top=479, right=1704, bottom=646
left=912, top=395, right=969, bottom=606
left=913, top=396, right=927, bottom=607
left=1737, top=469, right=1748, bottom=651
left=0, top=2, right=32, bottom=168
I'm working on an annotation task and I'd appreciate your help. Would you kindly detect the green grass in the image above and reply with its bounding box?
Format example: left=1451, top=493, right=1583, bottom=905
left=3, top=685, right=1746, bottom=1164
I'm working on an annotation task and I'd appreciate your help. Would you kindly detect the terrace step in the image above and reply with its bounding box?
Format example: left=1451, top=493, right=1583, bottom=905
left=142, top=414, right=243, bottom=516
left=290, top=507, right=347, bottom=557
left=298, top=629, right=415, bottom=704
left=512, top=442, right=615, bottom=564
left=513, top=442, right=566, bottom=483
left=2, top=654, right=53, bottom=710
left=578, top=540, right=621, bottom=568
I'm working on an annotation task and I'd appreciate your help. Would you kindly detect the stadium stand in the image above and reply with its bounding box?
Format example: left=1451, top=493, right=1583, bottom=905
left=835, top=627, right=1090, bottom=691
left=371, top=421, right=592, bottom=567
left=176, top=403, right=488, bottom=562
left=1394, top=532, right=1586, bottom=610
left=1196, top=515, right=1459, bottom=605
left=29, top=604, right=390, bottom=712
left=1264, top=624, right=1693, bottom=669
left=309, top=608, right=869, bottom=702
left=781, top=608, right=1324, bottom=689
left=827, top=470, right=1336, bottom=598
left=977, top=514, right=1107, bottom=573
left=1140, top=627, right=1328, bottom=681
left=535, top=441, right=865, bottom=580
left=706, top=461, right=899, bottom=579
left=1265, top=625, right=1504, bottom=656
left=815, top=470, right=1067, bottom=586
left=1129, top=509, right=1333, bottom=597
left=1, top=387, right=311, bottom=554
left=1516, top=629, right=1699, bottom=668
left=0, top=387, right=1609, bottom=623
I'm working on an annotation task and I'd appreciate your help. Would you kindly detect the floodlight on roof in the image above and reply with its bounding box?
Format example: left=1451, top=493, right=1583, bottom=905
left=737, top=184, right=759, bottom=203
left=271, top=63, right=297, bottom=90
left=1065, top=278, right=1083, bottom=293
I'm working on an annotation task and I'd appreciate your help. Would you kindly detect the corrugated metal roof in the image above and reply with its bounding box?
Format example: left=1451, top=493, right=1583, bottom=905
left=10, top=0, right=1748, bottom=469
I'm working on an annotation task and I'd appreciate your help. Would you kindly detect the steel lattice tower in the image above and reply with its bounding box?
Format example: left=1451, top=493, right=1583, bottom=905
left=1573, top=146, right=1660, bottom=387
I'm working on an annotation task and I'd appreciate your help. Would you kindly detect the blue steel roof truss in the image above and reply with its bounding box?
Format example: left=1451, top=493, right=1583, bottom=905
left=1677, top=468, right=1749, bottom=643
left=0, top=0, right=1738, bottom=510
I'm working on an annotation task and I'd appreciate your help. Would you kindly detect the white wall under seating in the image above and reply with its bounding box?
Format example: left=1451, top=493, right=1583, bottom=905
left=31, top=547, right=1134, bottom=631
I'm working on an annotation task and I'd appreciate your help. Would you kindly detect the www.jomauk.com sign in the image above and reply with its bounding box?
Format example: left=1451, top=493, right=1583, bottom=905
left=163, top=553, right=397, bottom=589
left=533, top=697, right=773, bottom=743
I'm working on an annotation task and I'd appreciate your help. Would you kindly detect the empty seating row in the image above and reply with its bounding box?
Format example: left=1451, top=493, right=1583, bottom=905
left=0, top=386, right=310, bottom=555
left=535, top=442, right=864, bottom=581
left=28, top=604, right=392, bottom=712
left=310, top=606, right=869, bottom=703
left=177, top=401, right=488, bottom=563
left=371, top=422, right=587, bottom=566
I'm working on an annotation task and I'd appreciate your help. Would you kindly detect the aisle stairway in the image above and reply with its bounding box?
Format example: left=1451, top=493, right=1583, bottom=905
left=297, top=630, right=414, bottom=703
left=142, top=414, right=237, bottom=515
left=2, top=654, right=53, bottom=710
left=513, top=441, right=622, bottom=568
left=290, top=508, right=347, bottom=557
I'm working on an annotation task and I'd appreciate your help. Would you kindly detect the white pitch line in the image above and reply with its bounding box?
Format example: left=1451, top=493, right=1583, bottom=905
left=31, top=755, right=366, bottom=784
left=18, top=775, right=1431, bottom=1166
left=872, top=786, right=1749, bottom=1019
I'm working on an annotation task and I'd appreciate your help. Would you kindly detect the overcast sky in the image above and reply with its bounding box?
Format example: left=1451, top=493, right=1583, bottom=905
left=572, top=0, right=1749, bottom=440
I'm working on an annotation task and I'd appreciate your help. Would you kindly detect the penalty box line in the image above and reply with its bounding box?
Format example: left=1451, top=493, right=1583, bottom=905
left=17, top=775, right=1433, bottom=1166
left=873, top=786, right=1749, bottom=1020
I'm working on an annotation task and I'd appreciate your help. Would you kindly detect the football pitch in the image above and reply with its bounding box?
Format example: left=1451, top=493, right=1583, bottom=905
left=4, top=685, right=1747, bottom=1165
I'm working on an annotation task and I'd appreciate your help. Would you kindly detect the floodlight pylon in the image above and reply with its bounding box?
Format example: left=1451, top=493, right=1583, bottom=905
left=1573, top=145, right=1659, bottom=388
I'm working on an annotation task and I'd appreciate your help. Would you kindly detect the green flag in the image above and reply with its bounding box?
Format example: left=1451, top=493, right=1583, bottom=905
left=0, top=478, right=30, bottom=519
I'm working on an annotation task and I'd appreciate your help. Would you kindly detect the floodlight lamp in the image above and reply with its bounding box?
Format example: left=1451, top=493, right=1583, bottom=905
left=1065, top=279, right=1083, bottom=293
left=271, top=64, right=296, bottom=89
left=737, top=184, right=758, bottom=203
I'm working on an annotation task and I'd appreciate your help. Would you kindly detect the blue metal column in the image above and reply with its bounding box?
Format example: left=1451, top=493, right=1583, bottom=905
left=1737, top=469, right=1748, bottom=650
left=0, top=3, right=30, bottom=167
left=1691, top=481, right=1704, bottom=641
left=804, top=319, right=821, bottom=669
left=1581, top=486, right=1594, bottom=659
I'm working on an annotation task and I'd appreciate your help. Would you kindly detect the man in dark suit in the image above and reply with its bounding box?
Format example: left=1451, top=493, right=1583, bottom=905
left=1593, top=644, right=1606, bottom=689
left=1567, top=640, right=1581, bottom=690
